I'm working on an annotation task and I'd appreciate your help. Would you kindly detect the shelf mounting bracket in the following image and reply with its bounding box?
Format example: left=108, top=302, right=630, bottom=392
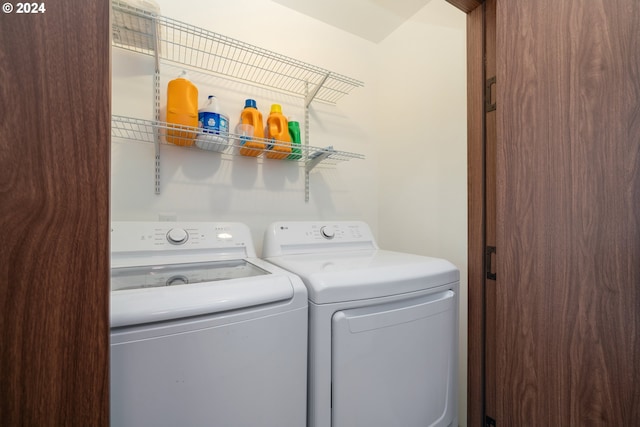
left=151, top=13, right=161, bottom=195
left=305, top=73, right=330, bottom=107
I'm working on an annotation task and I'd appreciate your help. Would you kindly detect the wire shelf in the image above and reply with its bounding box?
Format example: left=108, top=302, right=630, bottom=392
left=111, top=115, right=365, bottom=166
left=112, top=1, right=363, bottom=104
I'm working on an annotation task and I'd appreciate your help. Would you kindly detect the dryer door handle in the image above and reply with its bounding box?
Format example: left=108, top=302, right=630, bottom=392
left=333, top=290, right=455, bottom=333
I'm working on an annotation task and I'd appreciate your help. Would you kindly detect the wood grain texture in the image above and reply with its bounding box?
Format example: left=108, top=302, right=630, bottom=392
left=496, top=0, right=640, bottom=424
left=446, top=0, right=483, bottom=14
left=465, top=4, right=486, bottom=427
left=0, top=0, right=110, bottom=425
left=483, top=0, right=497, bottom=424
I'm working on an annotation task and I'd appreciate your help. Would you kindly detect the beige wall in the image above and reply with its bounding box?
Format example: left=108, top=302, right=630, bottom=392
left=376, top=2, right=468, bottom=424
left=112, top=0, right=380, bottom=251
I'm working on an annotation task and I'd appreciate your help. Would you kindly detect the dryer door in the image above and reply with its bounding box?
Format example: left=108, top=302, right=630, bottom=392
left=331, top=290, right=457, bottom=427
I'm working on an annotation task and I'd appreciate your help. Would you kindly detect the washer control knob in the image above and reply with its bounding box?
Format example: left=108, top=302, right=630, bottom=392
left=166, top=228, right=188, bottom=245
left=320, top=226, right=335, bottom=239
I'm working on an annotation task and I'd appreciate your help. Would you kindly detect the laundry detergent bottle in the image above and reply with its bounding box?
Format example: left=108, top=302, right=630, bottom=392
left=266, top=104, right=291, bottom=159
left=196, top=95, right=229, bottom=152
left=166, top=70, right=198, bottom=146
left=239, top=99, right=265, bottom=157
left=287, top=117, right=302, bottom=160
left=240, top=99, right=265, bottom=157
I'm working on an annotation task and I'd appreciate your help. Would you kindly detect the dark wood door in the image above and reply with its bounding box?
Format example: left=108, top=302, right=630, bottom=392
left=483, top=0, right=497, bottom=424
left=463, top=2, right=486, bottom=425
left=0, top=0, right=110, bottom=425
left=461, top=1, right=498, bottom=424
left=495, top=0, right=640, bottom=425
left=449, top=0, right=640, bottom=424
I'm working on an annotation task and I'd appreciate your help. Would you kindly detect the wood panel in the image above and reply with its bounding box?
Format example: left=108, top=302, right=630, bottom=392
left=465, top=3, right=486, bottom=426
left=0, top=0, right=111, bottom=425
left=483, top=0, right=497, bottom=424
left=446, top=0, right=483, bottom=14
left=495, top=0, right=640, bottom=424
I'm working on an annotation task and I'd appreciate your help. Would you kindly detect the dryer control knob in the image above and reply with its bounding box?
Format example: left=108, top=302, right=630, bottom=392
left=320, top=226, right=335, bottom=239
left=166, top=228, right=188, bottom=245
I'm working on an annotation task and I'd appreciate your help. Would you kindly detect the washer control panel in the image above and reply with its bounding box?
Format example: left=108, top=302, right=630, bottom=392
left=111, top=221, right=256, bottom=267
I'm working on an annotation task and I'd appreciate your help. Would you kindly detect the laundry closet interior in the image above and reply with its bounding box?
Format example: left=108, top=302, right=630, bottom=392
left=110, top=0, right=468, bottom=425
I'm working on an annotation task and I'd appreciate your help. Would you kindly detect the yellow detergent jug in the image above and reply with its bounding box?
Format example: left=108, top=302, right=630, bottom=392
left=166, top=71, right=198, bottom=146
left=239, top=99, right=265, bottom=156
left=266, top=104, right=291, bottom=159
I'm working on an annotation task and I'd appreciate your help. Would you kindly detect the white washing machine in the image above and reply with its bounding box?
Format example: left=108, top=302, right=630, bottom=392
left=263, top=221, right=459, bottom=427
left=110, top=221, right=307, bottom=427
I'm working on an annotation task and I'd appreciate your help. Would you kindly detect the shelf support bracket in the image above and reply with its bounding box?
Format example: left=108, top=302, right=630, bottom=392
left=153, top=71, right=161, bottom=195
left=305, top=82, right=311, bottom=202
left=305, top=73, right=330, bottom=107
left=151, top=13, right=161, bottom=194
left=305, top=150, right=333, bottom=173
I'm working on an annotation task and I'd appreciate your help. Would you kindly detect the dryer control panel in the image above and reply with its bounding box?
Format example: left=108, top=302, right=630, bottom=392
left=263, top=221, right=379, bottom=256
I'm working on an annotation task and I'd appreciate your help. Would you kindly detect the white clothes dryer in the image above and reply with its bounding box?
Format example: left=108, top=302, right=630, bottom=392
left=110, top=221, right=307, bottom=427
left=263, top=221, right=459, bottom=427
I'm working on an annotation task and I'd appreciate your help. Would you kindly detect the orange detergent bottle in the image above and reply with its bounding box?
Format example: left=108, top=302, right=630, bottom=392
left=239, top=99, right=265, bottom=156
left=166, top=70, right=198, bottom=146
left=266, top=104, right=291, bottom=159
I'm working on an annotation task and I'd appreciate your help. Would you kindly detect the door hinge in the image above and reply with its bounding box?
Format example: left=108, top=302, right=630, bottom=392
left=486, top=246, right=496, bottom=280
left=486, top=415, right=496, bottom=427
left=485, top=76, right=496, bottom=112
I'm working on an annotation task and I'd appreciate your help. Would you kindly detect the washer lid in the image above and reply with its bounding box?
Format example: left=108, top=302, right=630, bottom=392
left=111, top=259, right=270, bottom=291
left=110, top=260, right=295, bottom=328
left=265, top=249, right=459, bottom=304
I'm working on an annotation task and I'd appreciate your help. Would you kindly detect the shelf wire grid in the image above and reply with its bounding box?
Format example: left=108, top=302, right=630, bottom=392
left=112, top=1, right=363, bottom=104
left=111, top=115, right=364, bottom=165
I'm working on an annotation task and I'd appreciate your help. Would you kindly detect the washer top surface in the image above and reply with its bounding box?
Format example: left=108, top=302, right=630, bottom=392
left=110, top=221, right=305, bottom=328
left=263, top=221, right=459, bottom=304
left=112, top=259, right=269, bottom=291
